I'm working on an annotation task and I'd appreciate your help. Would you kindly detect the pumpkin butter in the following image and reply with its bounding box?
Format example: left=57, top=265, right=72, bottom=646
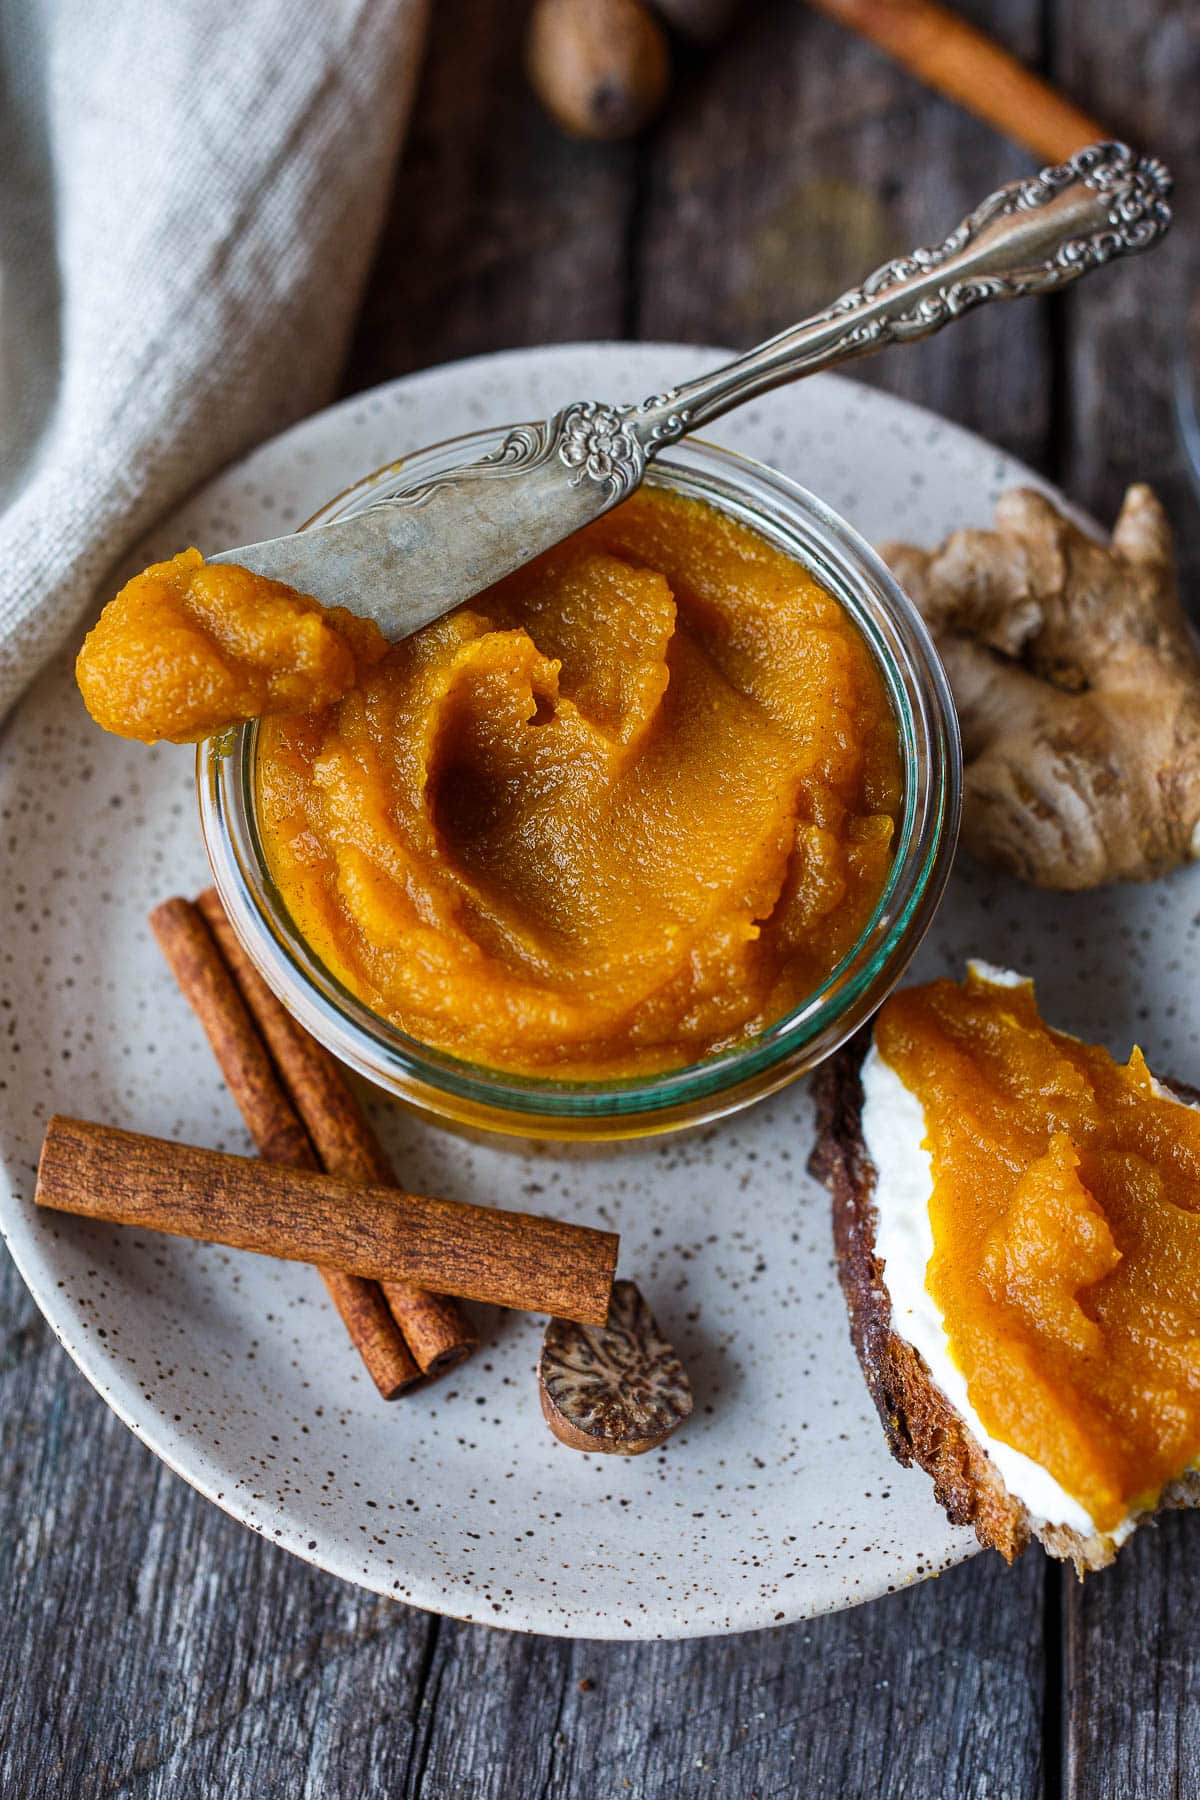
left=875, top=967, right=1200, bottom=1534
left=255, top=487, right=901, bottom=1076
left=76, top=548, right=386, bottom=744
left=74, top=488, right=900, bottom=1074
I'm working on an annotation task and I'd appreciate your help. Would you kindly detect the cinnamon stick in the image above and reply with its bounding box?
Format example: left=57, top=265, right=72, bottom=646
left=37, top=1116, right=619, bottom=1324
left=149, top=898, right=422, bottom=1398
left=195, top=889, right=478, bottom=1377
left=809, top=0, right=1106, bottom=166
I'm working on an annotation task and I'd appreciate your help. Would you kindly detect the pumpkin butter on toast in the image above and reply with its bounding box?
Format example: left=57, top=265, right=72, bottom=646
left=811, top=963, right=1200, bottom=1571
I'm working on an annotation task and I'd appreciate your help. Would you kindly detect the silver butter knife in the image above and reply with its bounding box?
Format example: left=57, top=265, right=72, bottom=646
left=211, top=142, right=1171, bottom=638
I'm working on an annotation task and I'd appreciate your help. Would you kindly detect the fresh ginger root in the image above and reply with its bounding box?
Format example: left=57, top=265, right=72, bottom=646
left=884, top=485, right=1200, bottom=890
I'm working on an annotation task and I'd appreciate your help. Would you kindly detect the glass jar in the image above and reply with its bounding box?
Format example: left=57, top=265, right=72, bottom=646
left=199, top=429, right=961, bottom=1139
left=1174, top=293, right=1200, bottom=505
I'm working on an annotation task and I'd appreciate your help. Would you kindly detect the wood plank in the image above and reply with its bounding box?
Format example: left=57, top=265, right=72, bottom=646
left=1066, top=1516, right=1200, bottom=1800
left=1053, top=0, right=1200, bottom=590
left=634, top=0, right=1055, bottom=471
left=342, top=0, right=636, bottom=393
left=406, top=1552, right=1045, bottom=1799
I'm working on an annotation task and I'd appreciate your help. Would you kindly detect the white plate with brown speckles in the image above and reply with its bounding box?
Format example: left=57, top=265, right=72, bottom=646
left=5, top=343, right=1199, bottom=1638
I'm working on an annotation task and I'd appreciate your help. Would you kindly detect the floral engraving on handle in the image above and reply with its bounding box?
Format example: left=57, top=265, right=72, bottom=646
left=360, top=390, right=699, bottom=519
left=555, top=401, right=645, bottom=498
left=549, top=394, right=696, bottom=498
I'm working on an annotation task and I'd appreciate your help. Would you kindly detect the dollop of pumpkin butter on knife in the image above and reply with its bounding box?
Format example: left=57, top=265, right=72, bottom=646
left=76, top=548, right=386, bottom=744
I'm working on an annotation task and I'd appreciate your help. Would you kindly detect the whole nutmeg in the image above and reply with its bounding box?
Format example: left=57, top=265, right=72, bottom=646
left=539, top=1280, right=693, bottom=1455
left=526, top=0, right=671, bottom=142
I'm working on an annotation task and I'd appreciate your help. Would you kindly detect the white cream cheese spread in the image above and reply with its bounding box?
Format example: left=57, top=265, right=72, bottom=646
left=860, top=1034, right=1100, bottom=1536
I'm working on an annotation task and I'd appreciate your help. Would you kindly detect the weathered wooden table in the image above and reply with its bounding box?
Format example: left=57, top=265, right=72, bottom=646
left=3, top=4, right=1197, bottom=1793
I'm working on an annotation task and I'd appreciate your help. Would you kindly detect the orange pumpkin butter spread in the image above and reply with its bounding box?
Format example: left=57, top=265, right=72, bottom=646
left=256, top=487, right=901, bottom=1076
left=876, top=967, right=1200, bottom=1532
left=76, top=548, right=386, bottom=744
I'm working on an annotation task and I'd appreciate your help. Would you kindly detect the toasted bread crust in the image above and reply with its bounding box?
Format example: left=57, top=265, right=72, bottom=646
left=810, top=1031, right=1030, bottom=1562
left=809, top=1033, right=1200, bottom=1573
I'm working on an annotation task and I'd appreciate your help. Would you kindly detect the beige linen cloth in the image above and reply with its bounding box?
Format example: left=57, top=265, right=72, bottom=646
left=0, top=0, right=429, bottom=721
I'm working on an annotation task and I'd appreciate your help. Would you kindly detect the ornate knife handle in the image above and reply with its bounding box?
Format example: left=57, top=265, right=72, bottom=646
left=337, top=139, right=1172, bottom=635
left=514, top=142, right=1171, bottom=506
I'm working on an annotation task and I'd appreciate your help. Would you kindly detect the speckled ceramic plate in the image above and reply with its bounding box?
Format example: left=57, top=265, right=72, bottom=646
left=5, top=344, right=1198, bottom=1639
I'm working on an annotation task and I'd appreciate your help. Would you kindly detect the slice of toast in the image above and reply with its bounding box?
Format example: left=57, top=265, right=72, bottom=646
left=809, top=1029, right=1200, bottom=1572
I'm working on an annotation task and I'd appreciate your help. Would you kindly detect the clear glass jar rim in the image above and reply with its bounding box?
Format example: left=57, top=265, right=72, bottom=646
left=199, top=428, right=961, bottom=1123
